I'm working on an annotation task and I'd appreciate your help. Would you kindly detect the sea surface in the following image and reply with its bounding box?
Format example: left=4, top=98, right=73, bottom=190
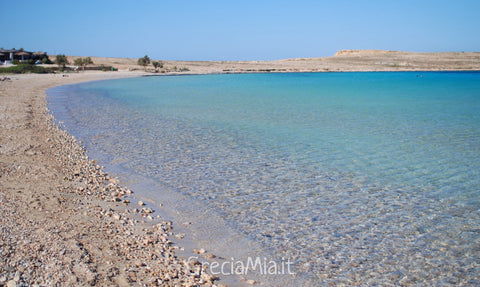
left=48, top=72, right=480, bottom=285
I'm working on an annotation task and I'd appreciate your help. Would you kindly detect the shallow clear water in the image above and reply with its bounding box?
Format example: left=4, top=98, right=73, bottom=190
left=48, top=72, right=480, bottom=285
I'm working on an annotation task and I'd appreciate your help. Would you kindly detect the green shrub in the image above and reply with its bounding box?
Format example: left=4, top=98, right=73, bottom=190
left=42, top=56, right=53, bottom=64
left=137, top=55, right=150, bottom=70
left=0, top=64, right=54, bottom=74
left=74, top=57, right=94, bottom=66
left=152, top=61, right=164, bottom=71
left=55, top=54, right=69, bottom=71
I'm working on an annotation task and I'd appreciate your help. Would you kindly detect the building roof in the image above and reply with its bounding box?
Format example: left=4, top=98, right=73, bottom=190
left=15, top=51, right=31, bottom=56
left=0, top=48, right=17, bottom=53
left=0, top=49, right=39, bottom=55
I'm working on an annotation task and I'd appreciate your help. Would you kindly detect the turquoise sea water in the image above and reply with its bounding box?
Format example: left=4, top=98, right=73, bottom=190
left=48, top=72, right=480, bottom=285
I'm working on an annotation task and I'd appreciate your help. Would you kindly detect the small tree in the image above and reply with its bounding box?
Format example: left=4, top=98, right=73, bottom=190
left=55, top=54, right=69, bottom=71
left=74, top=58, right=83, bottom=66
left=137, top=55, right=151, bottom=71
left=152, top=61, right=164, bottom=71
left=84, top=57, right=93, bottom=65
left=74, top=57, right=94, bottom=70
left=41, top=56, right=51, bottom=64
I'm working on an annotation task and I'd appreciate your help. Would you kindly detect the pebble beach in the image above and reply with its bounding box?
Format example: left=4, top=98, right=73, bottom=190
left=0, top=72, right=224, bottom=286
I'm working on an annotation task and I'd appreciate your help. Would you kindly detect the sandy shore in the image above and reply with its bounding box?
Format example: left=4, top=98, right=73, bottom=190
left=1, top=50, right=479, bottom=286
left=0, top=72, right=226, bottom=286
left=60, top=50, right=480, bottom=73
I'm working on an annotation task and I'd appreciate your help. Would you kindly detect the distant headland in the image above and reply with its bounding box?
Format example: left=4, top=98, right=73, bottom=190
left=56, top=50, right=480, bottom=73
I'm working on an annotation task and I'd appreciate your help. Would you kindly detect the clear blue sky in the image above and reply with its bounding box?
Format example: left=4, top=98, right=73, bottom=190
left=1, top=0, right=479, bottom=61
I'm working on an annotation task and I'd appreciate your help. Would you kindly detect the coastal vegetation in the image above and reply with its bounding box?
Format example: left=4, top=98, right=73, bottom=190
left=73, top=57, right=94, bottom=68
left=152, top=60, right=164, bottom=71
left=0, top=63, right=54, bottom=74
left=0, top=51, right=116, bottom=74
left=55, top=54, right=69, bottom=71
left=136, top=56, right=188, bottom=73
left=137, top=55, right=151, bottom=71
